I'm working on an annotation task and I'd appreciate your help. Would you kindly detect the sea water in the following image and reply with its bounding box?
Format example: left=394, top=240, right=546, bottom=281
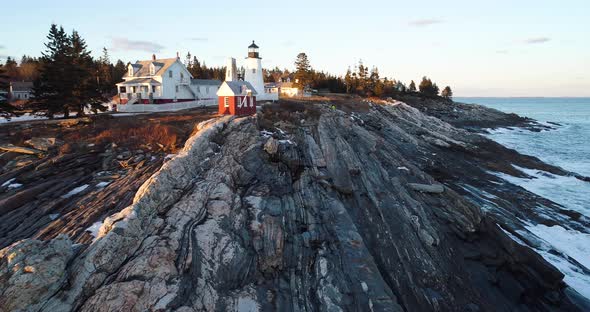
left=456, top=97, right=590, bottom=299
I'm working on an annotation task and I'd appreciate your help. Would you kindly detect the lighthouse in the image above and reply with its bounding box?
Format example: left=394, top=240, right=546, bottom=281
left=244, top=41, right=268, bottom=100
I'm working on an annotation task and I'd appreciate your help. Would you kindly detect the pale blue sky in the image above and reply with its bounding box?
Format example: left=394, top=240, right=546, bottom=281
left=1, top=0, right=589, bottom=96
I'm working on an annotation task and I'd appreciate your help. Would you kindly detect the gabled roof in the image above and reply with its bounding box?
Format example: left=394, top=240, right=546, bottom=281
left=217, top=81, right=258, bottom=96
left=124, top=58, right=180, bottom=78
left=191, top=79, right=222, bottom=86
left=10, top=81, right=34, bottom=92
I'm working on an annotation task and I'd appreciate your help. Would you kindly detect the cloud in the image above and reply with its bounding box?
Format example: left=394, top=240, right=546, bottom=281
left=496, top=50, right=509, bottom=54
left=524, top=37, right=551, bottom=44
left=188, top=37, right=208, bottom=42
left=111, top=37, right=164, bottom=52
left=408, top=19, right=443, bottom=27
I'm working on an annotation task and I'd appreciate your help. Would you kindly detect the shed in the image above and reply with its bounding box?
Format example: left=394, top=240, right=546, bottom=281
left=217, top=81, right=258, bottom=116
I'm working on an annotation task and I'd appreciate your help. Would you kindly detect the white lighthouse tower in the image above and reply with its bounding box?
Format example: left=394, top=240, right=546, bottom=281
left=244, top=41, right=268, bottom=100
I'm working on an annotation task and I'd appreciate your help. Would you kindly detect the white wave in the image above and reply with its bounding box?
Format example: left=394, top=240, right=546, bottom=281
left=491, top=165, right=590, bottom=218
left=524, top=224, right=590, bottom=299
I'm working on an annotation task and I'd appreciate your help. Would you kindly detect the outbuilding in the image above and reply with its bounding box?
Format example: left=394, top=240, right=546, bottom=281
left=217, top=80, right=257, bottom=116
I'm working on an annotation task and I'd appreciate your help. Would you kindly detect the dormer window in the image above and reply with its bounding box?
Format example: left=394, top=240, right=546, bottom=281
left=149, top=64, right=155, bottom=75
left=128, top=66, right=134, bottom=76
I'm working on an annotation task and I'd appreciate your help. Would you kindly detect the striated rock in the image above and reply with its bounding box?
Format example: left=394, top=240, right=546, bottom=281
left=0, top=235, right=74, bottom=312
left=408, top=183, right=445, bottom=193
left=0, top=101, right=585, bottom=312
left=0, top=144, right=43, bottom=155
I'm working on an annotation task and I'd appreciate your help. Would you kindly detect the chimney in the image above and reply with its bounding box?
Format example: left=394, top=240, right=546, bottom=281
left=152, top=54, right=156, bottom=61
left=176, top=52, right=180, bottom=60
left=225, top=57, right=237, bottom=82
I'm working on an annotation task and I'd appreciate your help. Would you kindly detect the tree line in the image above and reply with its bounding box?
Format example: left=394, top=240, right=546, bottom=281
left=264, top=53, right=453, bottom=100
left=184, top=53, right=225, bottom=81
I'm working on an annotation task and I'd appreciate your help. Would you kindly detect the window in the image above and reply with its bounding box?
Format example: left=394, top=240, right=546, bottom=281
left=119, top=86, right=126, bottom=93
left=252, top=69, right=256, bottom=74
left=206, top=87, right=209, bottom=93
left=149, top=65, right=155, bottom=75
left=224, top=97, right=229, bottom=108
left=169, top=70, right=173, bottom=78
left=180, top=73, right=184, bottom=80
left=175, top=86, right=179, bottom=93
left=128, top=67, right=133, bottom=76
left=152, top=85, right=156, bottom=92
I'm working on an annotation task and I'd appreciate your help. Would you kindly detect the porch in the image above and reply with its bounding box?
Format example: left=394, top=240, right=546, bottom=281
left=117, top=78, right=162, bottom=104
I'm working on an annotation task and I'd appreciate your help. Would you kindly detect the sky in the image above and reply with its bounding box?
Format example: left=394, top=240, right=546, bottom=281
left=1, top=0, right=589, bottom=97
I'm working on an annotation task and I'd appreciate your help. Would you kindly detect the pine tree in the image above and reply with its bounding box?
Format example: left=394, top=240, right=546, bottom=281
left=344, top=68, right=353, bottom=94
left=441, top=86, right=453, bottom=99
left=419, top=76, right=439, bottom=96
left=32, top=25, right=105, bottom=118
left=32, top=24, right=72, bottom=118
left=97, top=47, right=113, bottom=94
left=409, top=80, right=417, bottom=92
left=293, top=52, right=311, bottom=88
left=3, top=57, right=18, bottom=79
left=69, top=30, right=105, bottom=115
left=113, top=60, right=126, bottom=84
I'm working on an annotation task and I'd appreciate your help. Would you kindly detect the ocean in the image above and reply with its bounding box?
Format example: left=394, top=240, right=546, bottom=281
left=456, top=97, right=590, bottom=299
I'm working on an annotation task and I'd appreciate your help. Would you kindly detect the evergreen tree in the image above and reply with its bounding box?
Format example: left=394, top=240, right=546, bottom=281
left=32, top=24, right=72, bottom=118
left=3, top=57, right=18, bottom=79
left=32, top=25, right=105, bottom=118
left=419, top=76, right=439, bottom=96
left=69, top=30, right=105, bottom=115
left=97, top=47, right=113, bottom=94
left=344, top=68, right=353, bottom=94
left=409, top=80, right=417, bottom=92
left=18, top=55, right=41, bottom=81
left=441, top=86, right=453, bottom=99
left=113, top=60, right=126, bottom=84
left=293, top=52, right=311, bottom=88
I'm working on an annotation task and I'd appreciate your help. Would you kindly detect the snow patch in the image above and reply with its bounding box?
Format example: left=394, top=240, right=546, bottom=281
left=96, top=181, right=111, bottom=188
left=86, top=221, right=104, bottom=242
left=1, top=178, right=15, bottom=187
left=278, top=139, right=295, bottom=145
left=0, top=113, right=48, bottom=124
left=260, top=130, right=274, bottom=137
left=62, top=184, right=89, bottom=198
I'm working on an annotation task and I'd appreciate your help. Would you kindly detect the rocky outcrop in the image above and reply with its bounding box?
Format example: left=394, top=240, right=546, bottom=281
left=0, top=101, right=586, bottom=311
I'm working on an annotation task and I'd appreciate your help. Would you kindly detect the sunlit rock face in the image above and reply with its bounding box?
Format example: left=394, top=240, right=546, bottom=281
left=0, top=101, right=585, bottom=312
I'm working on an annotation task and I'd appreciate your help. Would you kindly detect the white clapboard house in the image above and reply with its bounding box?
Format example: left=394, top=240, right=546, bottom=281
left=116, top=55, right=220, bottom=112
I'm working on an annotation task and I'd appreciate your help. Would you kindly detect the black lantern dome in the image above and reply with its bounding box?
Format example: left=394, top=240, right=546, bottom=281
left=248, top=41, right=260, bottom=59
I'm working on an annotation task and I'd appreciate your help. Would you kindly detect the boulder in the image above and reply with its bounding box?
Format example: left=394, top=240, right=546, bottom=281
left=408, top=183, right=445, bottom=193
left=263, top=137, right=279, bottom=155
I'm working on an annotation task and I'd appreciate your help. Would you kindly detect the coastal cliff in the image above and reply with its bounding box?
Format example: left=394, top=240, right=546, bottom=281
left=0, top=98, right=588, bottom=311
